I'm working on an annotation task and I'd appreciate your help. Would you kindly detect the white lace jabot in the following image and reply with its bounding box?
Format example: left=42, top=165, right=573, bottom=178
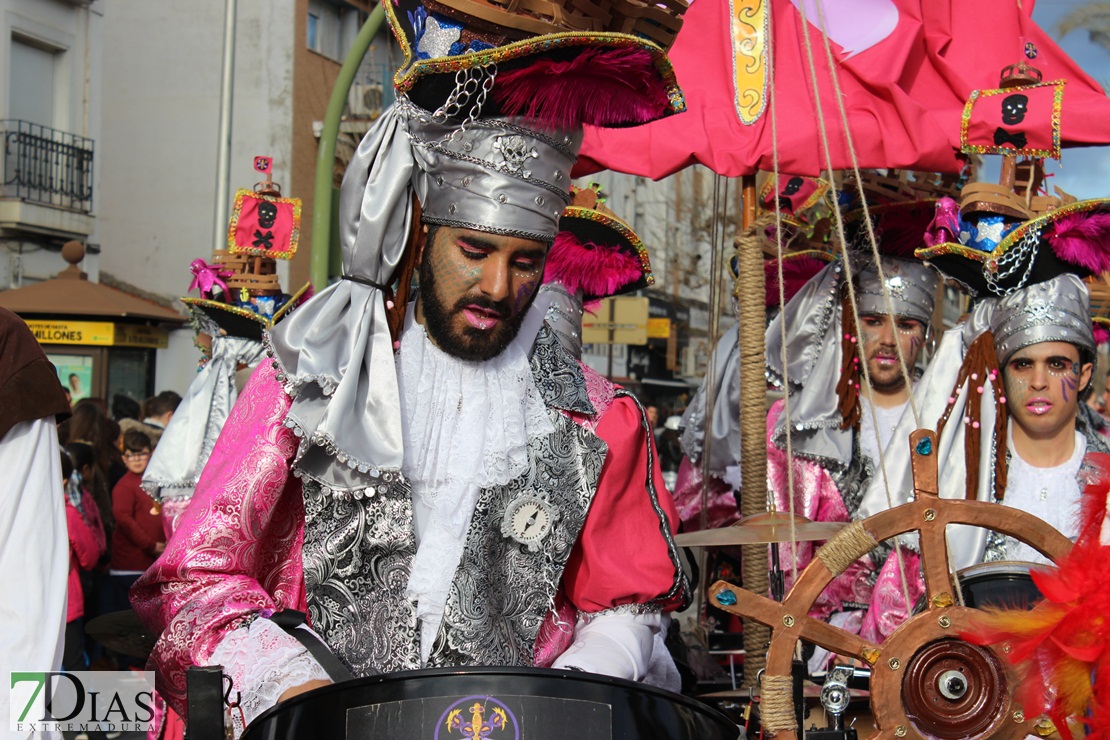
left=396, top=318, right=554, bottom=662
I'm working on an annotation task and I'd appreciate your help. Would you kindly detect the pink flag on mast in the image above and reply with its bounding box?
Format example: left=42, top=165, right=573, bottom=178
left=575, top=0, right=1110, bottom=179
left=575, top=0, right=963, bottom=178
left=920, top=0, right=1110, bottom=153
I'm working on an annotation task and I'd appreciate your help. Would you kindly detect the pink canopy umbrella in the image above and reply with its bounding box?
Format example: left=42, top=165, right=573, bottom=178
left=574, top=0, right=1110, bottom=179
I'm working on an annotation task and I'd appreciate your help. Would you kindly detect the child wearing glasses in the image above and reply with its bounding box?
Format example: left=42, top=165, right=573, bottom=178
left=107, top=430, right=163, bottom=668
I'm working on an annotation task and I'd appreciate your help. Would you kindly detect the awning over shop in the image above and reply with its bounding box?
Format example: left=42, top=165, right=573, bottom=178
left=0, top=241, right=185, bottom=325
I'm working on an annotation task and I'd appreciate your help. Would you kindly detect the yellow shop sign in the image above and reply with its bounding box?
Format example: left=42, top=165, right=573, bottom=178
left=25, top=320, right=169, bottom=348
left=26, top=320, right=115, bottom=346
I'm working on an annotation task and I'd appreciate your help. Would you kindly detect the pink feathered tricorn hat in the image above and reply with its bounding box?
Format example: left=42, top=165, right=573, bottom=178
left=384, top=0, right=689, bottom=131
left=543, top=185, right=652, bottom=302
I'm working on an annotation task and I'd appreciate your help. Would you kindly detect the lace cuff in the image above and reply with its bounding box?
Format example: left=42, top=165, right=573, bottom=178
left=209, top=617, right=332, bottom=736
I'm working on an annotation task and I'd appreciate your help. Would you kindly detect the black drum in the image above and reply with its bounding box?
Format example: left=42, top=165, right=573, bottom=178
left=955, top=561, right=1042, bottom=610
left=913, top=561, right=1043, bottom=614
left=242, top=667, right=739, bottom=740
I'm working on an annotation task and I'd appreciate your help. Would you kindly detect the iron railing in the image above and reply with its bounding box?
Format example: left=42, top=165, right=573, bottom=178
left=1, top=120, right=94, bottom=213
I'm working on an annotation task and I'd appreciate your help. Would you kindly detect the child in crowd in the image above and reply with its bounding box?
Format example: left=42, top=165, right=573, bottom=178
left=66, top=442, right=111, bottom=660
left=107, top=430, right=163, bottom=668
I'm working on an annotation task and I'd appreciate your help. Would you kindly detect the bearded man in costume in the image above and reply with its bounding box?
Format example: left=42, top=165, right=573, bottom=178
left=763, top=195, right=942, bottom=666
left=131, top=1, right=691, bottom=731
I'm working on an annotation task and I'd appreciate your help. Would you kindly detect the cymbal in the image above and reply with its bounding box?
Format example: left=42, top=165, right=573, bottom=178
left=85, top=609, right=159, bottom=659
left=701, top=683, right=870, bottom=700
left=675, top=511, right=847, bottom=547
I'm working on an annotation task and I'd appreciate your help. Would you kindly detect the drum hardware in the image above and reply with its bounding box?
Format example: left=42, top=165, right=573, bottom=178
left=803, top=665, right=859, bottom=740
left=85, top=609, right=159, bottom=660
left=240, top=666, right=740, bottom=739
left=185, top=666, right=226, bottom=740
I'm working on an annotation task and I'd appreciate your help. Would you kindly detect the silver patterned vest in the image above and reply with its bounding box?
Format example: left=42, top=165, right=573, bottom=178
left=299, top=326, right=686, bottom=675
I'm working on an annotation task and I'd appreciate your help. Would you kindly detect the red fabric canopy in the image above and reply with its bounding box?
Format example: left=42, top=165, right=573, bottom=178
left=575, top=0, right=1110, bottom=179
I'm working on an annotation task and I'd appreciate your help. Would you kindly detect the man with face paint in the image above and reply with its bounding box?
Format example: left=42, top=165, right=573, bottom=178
left=955, top=265, right=1110, bottom=737
left=130, top=3, right=691, bottom=731
left=905, top=275, right=1110, bottom=568
left=852, top=198, right=1110, bottom=705
left=763, top=248, right=940, bottom=667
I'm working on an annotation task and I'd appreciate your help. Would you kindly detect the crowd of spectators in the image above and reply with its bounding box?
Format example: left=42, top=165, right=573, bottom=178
left=57, top=390, right=179, bottom=671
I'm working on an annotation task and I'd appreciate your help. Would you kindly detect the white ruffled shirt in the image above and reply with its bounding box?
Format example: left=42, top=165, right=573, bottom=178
left=859, top=396, right=910, bottom=470
left=396, top=320, right=554, bottom=661
left=211, top=317, right=670, bottom=734
left=1002, top=430, right=1086, bottom=565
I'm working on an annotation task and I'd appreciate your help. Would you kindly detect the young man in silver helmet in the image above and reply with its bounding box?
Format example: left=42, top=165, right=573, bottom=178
left=876, top=273, right=1110, bottom=571
left=131, top=8, right=691, bottom=732
left=764, top=252, right=939, bottom=661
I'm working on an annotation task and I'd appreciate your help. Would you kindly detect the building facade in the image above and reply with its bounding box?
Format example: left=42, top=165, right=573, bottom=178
left=1, top=0, right=102, bottom=285
left=94, top=0, right=379, bottom=399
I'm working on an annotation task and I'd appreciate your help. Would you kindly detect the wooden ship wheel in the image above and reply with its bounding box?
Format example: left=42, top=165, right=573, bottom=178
left=706, top=428, right=1071, bottom=740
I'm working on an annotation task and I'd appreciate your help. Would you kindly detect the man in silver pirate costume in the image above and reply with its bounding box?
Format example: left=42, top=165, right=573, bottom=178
left=132, top=0, right=691, bottom=729
left=860, top=195, right=1110, bottom=573
left=763, top=200, right=941, bottom=658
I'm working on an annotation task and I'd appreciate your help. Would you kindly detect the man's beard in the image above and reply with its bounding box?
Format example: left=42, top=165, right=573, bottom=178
left=418, top=257, right=533, bottom=362
left=866, top=348, right=910, bottom=394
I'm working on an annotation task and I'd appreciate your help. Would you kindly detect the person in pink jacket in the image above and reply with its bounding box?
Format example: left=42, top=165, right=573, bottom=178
left=61, top=450, right=106, bottom=671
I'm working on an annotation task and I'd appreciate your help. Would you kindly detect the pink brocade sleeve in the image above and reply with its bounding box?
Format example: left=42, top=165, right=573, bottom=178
left=859, top=547, right=924, bottom=644
left=131, top=362, right=308, bottom=716
left=766, top=401, right=875, bottom=622
left=560, top=396, right=686, bottom=614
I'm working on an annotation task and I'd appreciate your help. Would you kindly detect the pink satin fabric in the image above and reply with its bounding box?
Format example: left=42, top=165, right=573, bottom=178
left=672, top=455, right=741, bottom=532
left=134, top=361, right=684, bottom=715
left=766, top=400, right=923, bottom=646
left=132, top=362, right=308, bottom=712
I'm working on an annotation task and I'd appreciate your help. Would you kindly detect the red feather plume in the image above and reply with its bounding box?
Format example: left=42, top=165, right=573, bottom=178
left=964, top=461, right=1110, bottom=739
left=492, top=48, right=670, bottom=129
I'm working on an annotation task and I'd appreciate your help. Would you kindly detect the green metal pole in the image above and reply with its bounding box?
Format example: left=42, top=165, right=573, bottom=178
left=310, top=4, right=386, bottom=289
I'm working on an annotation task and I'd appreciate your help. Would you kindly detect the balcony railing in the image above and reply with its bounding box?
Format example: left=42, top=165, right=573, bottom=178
left=1, top=120, right=94, bottom=213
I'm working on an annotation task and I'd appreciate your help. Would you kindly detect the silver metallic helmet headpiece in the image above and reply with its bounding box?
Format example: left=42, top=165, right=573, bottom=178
left=855, top=256, right=939, bottom=326
left=404, top=97, right=581, bottom=242
left=991, top=273, right=1095, bottom=365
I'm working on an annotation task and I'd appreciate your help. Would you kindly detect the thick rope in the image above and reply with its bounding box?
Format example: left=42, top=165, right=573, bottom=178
left=817, top=521, right=880, bottom=577
left=737, top=204, right=771, bottom=688
left=759, top=675, right=798, bottom=732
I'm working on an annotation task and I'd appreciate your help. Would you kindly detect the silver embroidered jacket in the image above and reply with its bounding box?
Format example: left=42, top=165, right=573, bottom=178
left=301, top=327, right=689, bottom=675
